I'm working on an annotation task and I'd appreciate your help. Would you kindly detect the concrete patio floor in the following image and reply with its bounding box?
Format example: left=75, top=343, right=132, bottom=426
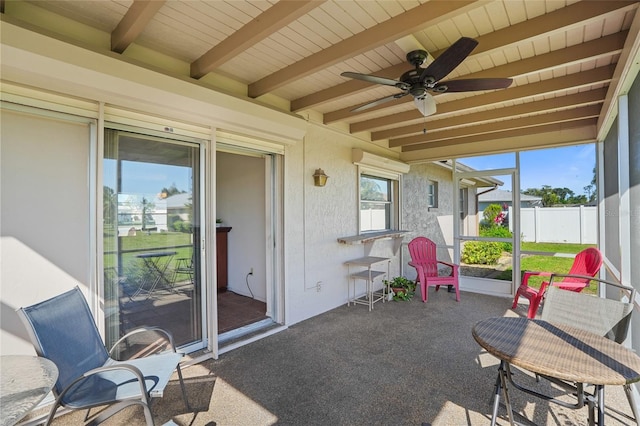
left=38, top=289, right=638, bottom=425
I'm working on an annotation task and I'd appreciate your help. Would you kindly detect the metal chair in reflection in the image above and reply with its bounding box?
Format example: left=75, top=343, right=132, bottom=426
left=17, top=286, right=190, bottom=425
left=172, top=253, right=195, bottom=289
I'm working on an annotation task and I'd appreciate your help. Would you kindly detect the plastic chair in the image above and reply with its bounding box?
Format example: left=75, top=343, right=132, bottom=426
left=511, top=247, right=603, bottom=318
left=17, top=286, right=190, bottom=425
left=408, top=237, right=460, bottom=303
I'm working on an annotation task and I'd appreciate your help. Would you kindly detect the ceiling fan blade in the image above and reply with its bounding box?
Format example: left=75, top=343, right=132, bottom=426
left=434, top=78, right=513, bottom=93
left=419, top=37, right=478, bottom=83
left=414, top=94, right=437, bottom=117
left=351, top=92, right=409, bottom=112
left=341, top=72, right=401, bottom=87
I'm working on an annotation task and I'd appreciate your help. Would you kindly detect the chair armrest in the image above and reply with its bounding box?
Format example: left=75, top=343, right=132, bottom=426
left=109, top=326, right=178, bottom=358
left=522, top=270, right=552, bottom=285
left=58, top=363, right=150, bottom=404
left=437, top=260, right=459, bottom=270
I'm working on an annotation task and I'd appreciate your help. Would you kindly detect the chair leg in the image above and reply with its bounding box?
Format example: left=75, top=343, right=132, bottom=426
left=454, top=285, right=460, bottom=302
left=527, top=294, right=542, bottom=319
left=511, top=291, right=520, bottom=309
left=623, top=384, right=640, bottom=425
left=176, top=364, right=191, bottom=411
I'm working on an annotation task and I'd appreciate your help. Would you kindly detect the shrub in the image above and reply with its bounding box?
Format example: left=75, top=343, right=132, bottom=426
left=462, top=241, right=503, bottom=265
left=482, top=204, right=503, bottom=226
left=168, top=214, right=182, bottom=230
left=480, top=225, right=513, bottom=253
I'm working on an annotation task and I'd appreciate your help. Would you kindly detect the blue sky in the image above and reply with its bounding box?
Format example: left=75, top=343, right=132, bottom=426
left=460, top=144, right=596, bottom=196
left=121, top=161, right=192, bottom=197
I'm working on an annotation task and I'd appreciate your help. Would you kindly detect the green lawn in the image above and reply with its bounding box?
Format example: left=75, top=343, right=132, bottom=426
left=494, top=242, right=598, bottom=295
left=521, top=241, right=596, bottom=253
left=105, top=232, right=194, bottom=285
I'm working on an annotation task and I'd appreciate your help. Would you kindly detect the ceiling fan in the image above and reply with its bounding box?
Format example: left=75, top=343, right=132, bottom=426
left=341, top=37, right=513, bottom=116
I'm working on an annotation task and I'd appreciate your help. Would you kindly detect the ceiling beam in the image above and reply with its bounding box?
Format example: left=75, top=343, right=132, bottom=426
left=438, top=1, right=638, bottom=59
left=248, top=0, right=479, bottom=98
left=399, top=120, right=597, bottom=162
left=111, top=0, right=165, bottom=54
left=597, top=3, right=640, bottom=141
left=377, top=88, right=606, bottom=141
left=293, top=64, right=408, bottom=113
left=191, top=0, right=323, bottom=79
left=351, top=65, right=615, bottom=132
left=394, top=105, right=601, bottom=148
left=324, top=97, right=405, bottom=124
left=295, top=2, right=635, bottom=112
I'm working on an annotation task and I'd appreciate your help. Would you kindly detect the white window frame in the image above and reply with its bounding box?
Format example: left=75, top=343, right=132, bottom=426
left=358, top=166, right=401, bottom=233
left=427, top=180, right=438, bottom=208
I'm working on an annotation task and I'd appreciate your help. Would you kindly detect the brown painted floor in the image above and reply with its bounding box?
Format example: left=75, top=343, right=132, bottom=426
left=217, top=291, right=268, bottom=334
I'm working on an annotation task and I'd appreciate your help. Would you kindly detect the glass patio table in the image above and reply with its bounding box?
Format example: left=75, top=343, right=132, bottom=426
left=0, top=355, right=58, bottom=426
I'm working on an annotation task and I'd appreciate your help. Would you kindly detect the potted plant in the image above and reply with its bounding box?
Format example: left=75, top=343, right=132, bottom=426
left=383, top=276, right=416, bottom=301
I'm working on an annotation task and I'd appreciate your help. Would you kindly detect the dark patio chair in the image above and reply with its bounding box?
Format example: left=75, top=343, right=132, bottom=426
left=17, top=286, right=190, bottom=425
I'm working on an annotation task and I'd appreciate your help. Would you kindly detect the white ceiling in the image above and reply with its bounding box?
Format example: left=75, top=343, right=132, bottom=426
left=3, top=0, right=640, bottom=161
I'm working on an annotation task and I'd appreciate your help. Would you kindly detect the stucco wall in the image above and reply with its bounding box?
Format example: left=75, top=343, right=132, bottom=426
left=284, top=123, right=404, bottom=324
left=402, top=163, right=457, bottom=280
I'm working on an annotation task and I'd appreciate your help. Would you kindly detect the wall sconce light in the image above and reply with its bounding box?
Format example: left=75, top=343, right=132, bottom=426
left=313, top=168, right=329, bottom=187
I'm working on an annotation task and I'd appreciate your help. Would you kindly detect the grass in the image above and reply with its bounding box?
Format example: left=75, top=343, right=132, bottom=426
left=104, top=231, right=194, bottom=286
left=490, top=242, right=598, bottom=295
left=521, top=241, right=596, bottom=253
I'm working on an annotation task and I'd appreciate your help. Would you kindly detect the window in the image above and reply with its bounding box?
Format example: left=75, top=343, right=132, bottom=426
left=360, top=174, right=397, bottom=232
left=459, top=187, right=467, bottom=219
left=427, top=181, right=438, bottom=208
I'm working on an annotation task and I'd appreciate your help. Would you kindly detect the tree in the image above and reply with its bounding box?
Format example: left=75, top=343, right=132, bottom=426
left=160, top=182, right=185, bottom=198
left=360, top=177, right=385, bottom=201
left=523, top=183, right=595, bottom=206
left=103, top=186, right=117, bottom=225
left=583, top=167, right=597, bottom=203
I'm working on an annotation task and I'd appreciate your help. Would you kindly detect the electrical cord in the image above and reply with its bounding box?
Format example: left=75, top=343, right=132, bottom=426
left=245, top=272, right=254, bottom=298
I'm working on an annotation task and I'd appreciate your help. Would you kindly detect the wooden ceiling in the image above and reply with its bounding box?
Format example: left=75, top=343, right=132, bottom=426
left=3, top=0, right=640, bottom=161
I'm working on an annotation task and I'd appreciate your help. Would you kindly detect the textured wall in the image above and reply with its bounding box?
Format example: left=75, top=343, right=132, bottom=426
left=284, top=123, right=406, bottom=324
left=402, top=163, right=457, bottom=279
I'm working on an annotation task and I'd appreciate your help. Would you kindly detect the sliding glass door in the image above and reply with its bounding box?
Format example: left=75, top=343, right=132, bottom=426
left=103, top=128, right=204, bottom=351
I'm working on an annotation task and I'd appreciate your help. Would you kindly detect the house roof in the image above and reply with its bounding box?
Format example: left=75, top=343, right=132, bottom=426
left=2, top=1, right=639, bottom=162
left=165, top=193, right=192, bottom=208
left=478, top=189, right=542, bottom=203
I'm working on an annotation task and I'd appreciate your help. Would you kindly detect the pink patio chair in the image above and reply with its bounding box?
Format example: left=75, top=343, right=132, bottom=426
left=408, top=237, right=460, bottom=303
left=511, top=247, right=603, bottom=318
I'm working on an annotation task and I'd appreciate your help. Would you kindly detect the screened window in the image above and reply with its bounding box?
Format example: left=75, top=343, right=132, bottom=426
left=427, top=181, right=438, bottom=208
left=360, top=174, right=396, bottom=232
left=459, top=188, right=467, bottom=219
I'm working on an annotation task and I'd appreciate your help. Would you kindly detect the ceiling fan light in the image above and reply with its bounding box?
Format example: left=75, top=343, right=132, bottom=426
left=414, top=95, right=436, bottom=117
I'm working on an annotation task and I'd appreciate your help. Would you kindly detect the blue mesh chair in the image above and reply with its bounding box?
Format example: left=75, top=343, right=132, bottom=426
left=17, top=286, right=189, bottom=425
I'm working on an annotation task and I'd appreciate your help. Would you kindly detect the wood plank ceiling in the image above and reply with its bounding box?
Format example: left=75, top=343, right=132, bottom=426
left=3, top=0, right=639, bottom=161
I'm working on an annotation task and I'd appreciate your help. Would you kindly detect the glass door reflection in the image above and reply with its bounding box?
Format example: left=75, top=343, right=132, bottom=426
left=103, top=129, right=203, bottom=351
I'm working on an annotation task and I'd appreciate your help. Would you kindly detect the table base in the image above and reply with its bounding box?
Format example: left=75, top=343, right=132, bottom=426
left=491, top=360, right=605, bottom=426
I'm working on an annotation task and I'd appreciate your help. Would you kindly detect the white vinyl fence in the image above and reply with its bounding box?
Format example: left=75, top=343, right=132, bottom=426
left=510, top=206, right=597, bottom=244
